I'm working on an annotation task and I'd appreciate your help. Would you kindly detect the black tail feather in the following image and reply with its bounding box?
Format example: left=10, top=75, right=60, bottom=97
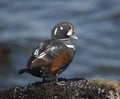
left=18, top=68, right=27, bottom=75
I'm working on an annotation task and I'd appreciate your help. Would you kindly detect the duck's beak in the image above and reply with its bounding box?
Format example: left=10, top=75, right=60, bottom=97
left=71, top=34, right=78, bottom=39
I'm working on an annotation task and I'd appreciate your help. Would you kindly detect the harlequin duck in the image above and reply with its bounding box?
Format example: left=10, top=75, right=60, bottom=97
left=18, top=22, right=78, bottom=83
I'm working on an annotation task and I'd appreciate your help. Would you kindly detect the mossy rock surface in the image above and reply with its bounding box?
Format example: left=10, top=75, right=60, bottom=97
left=0, top=78, right=120, bottom=99
left=89, top=78, right=120, bottom=99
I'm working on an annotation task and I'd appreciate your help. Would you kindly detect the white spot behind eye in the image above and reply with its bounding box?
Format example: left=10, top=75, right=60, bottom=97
left=54, top=28, right=58, bottom=35
left=40, top=70, right=42, bottom=73
left=60, top=26, right=63, bottom=30
left=67, top=29, right=73, bottom=36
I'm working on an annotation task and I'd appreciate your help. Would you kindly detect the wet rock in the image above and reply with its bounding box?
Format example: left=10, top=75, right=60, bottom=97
left=0, top=78, right=119, bottom=99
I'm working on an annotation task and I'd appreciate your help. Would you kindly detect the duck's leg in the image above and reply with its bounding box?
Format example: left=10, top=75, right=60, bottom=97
left=55, top=74, right=59, bottom=84
left=55, top=74, right=66, bottom=85
left=42, top=78, right=45, bottom=82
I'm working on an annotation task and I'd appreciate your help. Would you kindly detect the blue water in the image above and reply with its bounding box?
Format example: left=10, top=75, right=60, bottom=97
left=0, top=0, right=120, bottom=89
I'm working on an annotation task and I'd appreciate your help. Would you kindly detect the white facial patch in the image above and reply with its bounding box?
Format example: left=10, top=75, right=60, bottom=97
left=60, top=26, right=63, bottom=30
left=54, top=28, right=58, bottom=35
left=67, top=29, right=73, bottom=36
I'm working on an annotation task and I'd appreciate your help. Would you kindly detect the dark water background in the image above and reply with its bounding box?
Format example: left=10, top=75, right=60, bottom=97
left=0, top=0, right=120, bottom=89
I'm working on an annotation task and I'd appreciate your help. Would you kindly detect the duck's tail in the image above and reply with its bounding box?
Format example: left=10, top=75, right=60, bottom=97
left=18, top=68, right=28, bottom=75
